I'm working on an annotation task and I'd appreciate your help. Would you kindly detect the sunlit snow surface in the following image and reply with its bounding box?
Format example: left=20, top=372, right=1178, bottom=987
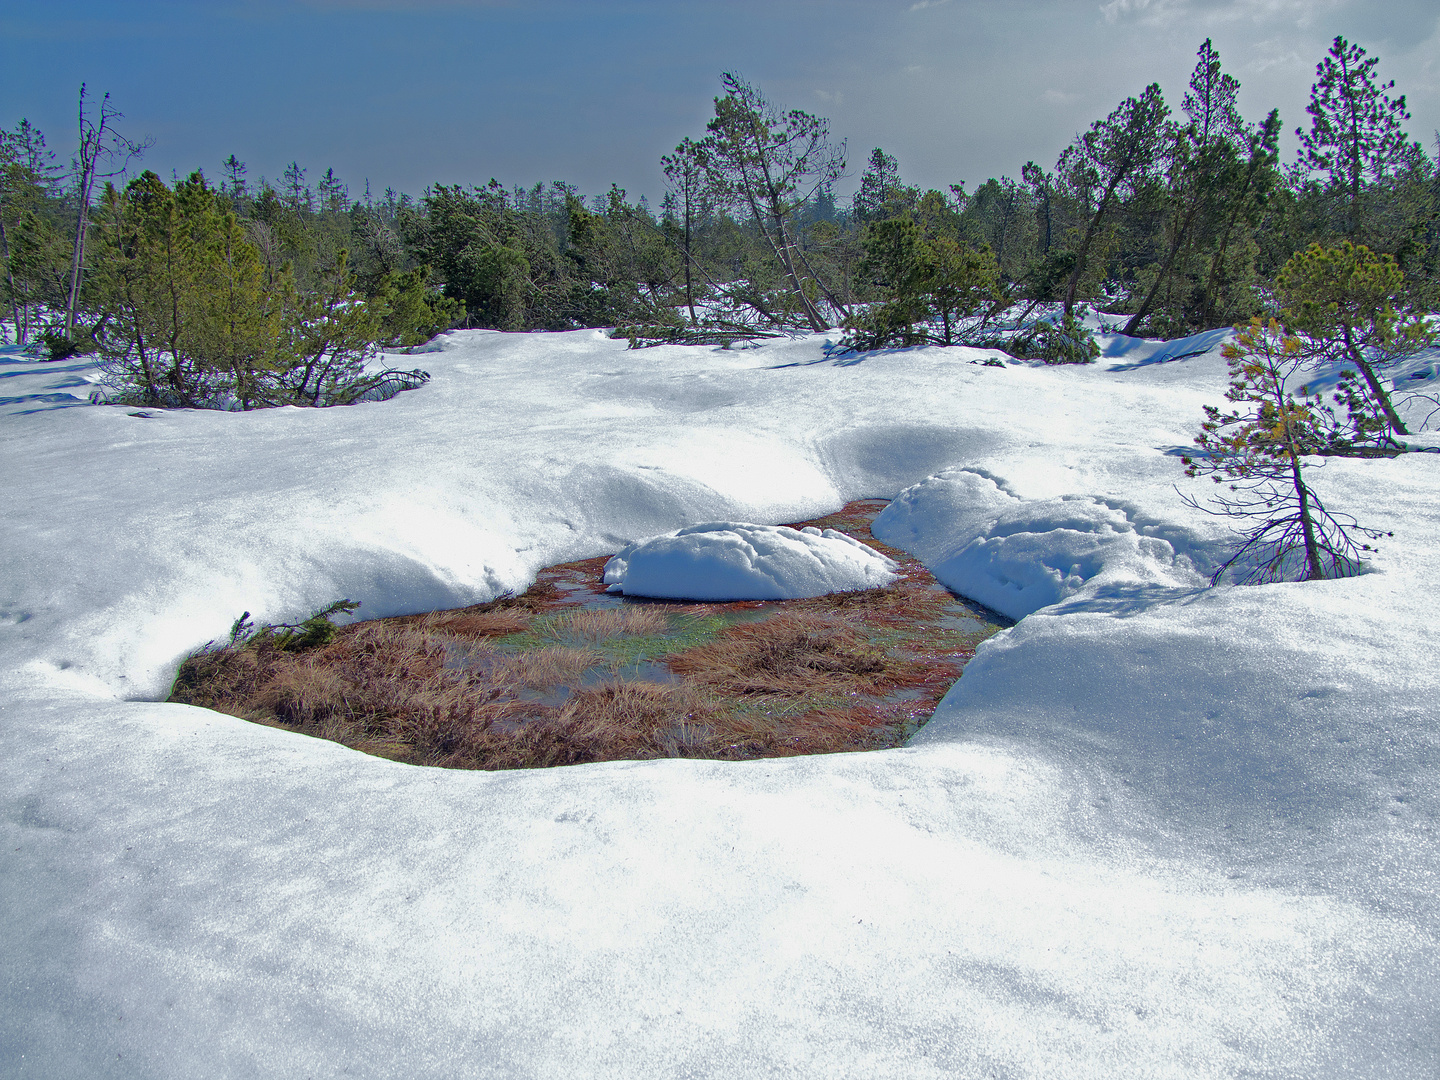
left=2, top=327, right=1439, bottom=1078
left=602, top=521, right=898, bottom=599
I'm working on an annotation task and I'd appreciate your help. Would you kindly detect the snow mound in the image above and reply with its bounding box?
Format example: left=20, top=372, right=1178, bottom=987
left=602, top=521, right=898, bottom=600
left=873, top=469, right=1205, bottom=620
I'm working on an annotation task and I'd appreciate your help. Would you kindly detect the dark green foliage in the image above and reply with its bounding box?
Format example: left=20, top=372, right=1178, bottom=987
left=375, top=266, right=464, bottom=347
left=853, top=149, right=918, bottom=224
left=843, top=216, right=1002, bottom=350
left=1011, top=313, right=1100, bottom=365
left=228, top=599, right=361, bottom=652
left=39, top=328, right=86, bottom=360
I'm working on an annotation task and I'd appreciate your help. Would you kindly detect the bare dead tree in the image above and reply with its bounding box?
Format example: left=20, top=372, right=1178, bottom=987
left=700, top=74, right=847, bottom=332
left=63, top=85, right=148, bottom=341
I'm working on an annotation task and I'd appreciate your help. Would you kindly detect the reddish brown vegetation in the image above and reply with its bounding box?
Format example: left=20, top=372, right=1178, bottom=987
left=669, top=611, right=889, bottom=696
left=169, top=501, right=1003, bottom=770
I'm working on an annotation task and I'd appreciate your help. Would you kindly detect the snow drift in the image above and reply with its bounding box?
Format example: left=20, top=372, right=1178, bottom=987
left=873, top=468, right=1207, bottom=619
left=601, top=521, right=898, bottom=599
left=2, top=326, right=1439, bottom=1079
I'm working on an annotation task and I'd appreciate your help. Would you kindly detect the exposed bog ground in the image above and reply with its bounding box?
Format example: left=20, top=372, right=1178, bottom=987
left=169, top=500, right=1005, bottom=769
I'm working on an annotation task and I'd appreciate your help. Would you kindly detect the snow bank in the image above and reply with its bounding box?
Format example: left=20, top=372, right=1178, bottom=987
left=3, top=327, right=1440, bottom=1078
left=873, top=469, right=1208, bottom=619
left=601, top=521, right=898, bottom=599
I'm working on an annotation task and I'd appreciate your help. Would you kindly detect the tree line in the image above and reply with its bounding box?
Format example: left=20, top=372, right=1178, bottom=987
left=1, top=36, right=1436, bottom=406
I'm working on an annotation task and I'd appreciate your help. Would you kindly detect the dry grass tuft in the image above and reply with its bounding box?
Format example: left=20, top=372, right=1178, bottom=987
left=258, top=663, right=349, bottom=726
left=547, top=605, right=670, bottom=642
left=422, top=609, right=533, bottom=638
left=668, top=611, right=890, bottom=696
left=489, top=645, right=603, bottom=689
left=468, top=680, right=713, bottom=768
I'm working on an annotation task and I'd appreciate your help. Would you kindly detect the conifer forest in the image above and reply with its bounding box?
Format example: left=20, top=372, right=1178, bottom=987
left=1, top=37, right=1436, bottom=407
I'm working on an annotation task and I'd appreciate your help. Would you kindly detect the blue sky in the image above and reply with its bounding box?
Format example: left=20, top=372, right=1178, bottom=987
left=3, top=0, right=1437, bottom=204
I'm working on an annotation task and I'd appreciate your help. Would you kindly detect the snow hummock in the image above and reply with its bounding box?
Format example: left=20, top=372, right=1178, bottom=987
left=601, top=520, right=898, bottom=599
left=873, top=469, right=1206, bottom=620
left=3, top=326, right=1440, bottom=1078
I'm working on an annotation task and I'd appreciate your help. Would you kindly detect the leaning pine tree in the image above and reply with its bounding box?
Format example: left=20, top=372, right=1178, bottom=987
left=1182, top=318, right=1388, bottom=583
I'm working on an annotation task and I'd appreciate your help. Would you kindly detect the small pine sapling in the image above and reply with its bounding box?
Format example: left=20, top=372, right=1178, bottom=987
left=1277, top=241, right=1435, bottom=448
left=226, top=599, right=360, bottom=651
left=1182, top=318, right=1389, bottom=583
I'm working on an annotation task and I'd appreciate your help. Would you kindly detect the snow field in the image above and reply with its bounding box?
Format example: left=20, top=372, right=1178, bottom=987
left=2, top=326, right=1438, bottom=1077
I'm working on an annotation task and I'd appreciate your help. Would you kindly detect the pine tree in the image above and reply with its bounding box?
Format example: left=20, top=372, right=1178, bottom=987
left=0, top=119, right=65, bottom=344
left=318, top=168, right=348, bottom=215
left=700, top=73, right=848, bottom=331
left=1296, top=36, right=1416, bottom=240
left=844, top=216, right=1000, bottom=349
left=221, top=154, right=248, bottom=201
left=97, top=171, right=280, bottom=406
left=661, top=137, right=708, bottom=324
left=282, top=161, right=313, bottom=213
left=1277, top=241, right=1435, bottom=443
left=1182, top=318, right=1387, bottom=583
left=852, top=148, right=917, bottom=224
left=1123, top=40, right=1243, bottom=335
left=1058, top=84, right=1170, bottom=316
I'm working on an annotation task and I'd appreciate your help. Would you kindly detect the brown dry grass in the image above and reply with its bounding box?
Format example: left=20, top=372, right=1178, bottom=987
left=484, top=645, right=603, bottom=688
left=546, top=605, right=670, bottom=642
left=170, top=612, right=899, bottom=769
left=172, top=621, right=514, bottom=765
left=668, top=610, right=891, bottom=696
left=421, top=609, right=533, bottom=638
left=170, top=502, right=991, bottom=771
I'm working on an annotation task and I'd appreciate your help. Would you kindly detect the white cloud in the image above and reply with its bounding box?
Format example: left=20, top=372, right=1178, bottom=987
left=909, top=0, right=952, bottom=11
left=1100, top=0, right=1189, bottom=25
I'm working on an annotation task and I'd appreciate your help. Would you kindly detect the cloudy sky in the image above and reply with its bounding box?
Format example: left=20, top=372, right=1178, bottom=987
left=3, top=0, right=1437, bottom=204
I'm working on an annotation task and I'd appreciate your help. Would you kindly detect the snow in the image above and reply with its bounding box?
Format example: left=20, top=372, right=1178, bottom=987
left=2, top=326, right=1439, bottom=1078
left=872, top=469, right=1207, bottom=620
left=601, top=521, right=898, bottom=599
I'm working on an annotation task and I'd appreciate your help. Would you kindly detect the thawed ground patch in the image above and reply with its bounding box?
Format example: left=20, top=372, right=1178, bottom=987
left=168, top=501, right=1005, bottom=768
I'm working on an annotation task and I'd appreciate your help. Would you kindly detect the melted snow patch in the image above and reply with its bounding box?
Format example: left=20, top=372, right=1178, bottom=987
left=602, top=521, right=899, bottom=600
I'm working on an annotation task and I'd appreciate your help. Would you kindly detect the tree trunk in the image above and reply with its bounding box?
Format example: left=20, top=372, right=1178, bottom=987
left=65, top=90, right=108, bottom=342
left=1289, top=451, right=1326, bottom=580
left=0, top=217, right=23, bottom=345
left=682, top=198, right=696, bottom=325
left=1276, top=374, right=1327, bottom=581
left=1123, top=200, right=1202, bottom=336
left=1062, top=181, right=1120, bottom=317
left=1343, top=324, right=1409, bottom=436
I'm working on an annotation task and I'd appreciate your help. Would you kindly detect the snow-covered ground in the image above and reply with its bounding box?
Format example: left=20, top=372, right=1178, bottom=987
left=2, top=327, right=1437, bottom=1078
